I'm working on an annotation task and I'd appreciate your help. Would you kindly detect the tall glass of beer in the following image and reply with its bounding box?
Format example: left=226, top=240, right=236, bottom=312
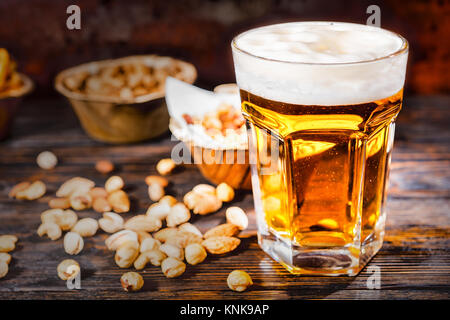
left=232, top=22, right=408, bottom=275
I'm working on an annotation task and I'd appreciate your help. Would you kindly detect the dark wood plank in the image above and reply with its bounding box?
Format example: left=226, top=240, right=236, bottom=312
left=0, top=95, right=449, bottom=300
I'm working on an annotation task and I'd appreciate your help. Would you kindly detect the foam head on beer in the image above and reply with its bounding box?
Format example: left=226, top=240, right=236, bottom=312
left=232, top=22, right=408, bottom=106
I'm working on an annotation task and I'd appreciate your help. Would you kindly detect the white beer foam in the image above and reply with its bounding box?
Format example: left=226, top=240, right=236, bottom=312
left=232, top=22, right=408, bottom=106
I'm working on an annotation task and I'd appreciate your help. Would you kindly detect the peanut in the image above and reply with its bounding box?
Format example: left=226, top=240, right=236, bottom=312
left=0, top=253, right=11, bottom=264
left=192, top=184, right=216, bottom=195
left=93, top=197, right=112, bottom=213
left=145, top=175, right=168, bottom=187
left=0, top=235, right=18, bottom=252
left=159, top=195, right=178, bottom=207
left=57, top=259, right=80, bottom=281
left=16, top=180, right=46, bottom=200
left=161, top=257, right=186, bottom=278
left=121, top=272, right=144, bottom=292
left=124, top=215, right=162, bottom=233
left=166, top=203, right=190, bottom=227
left=153, top=228, right=178, bottom=243
left=8, top=182, right=30, bottom=198
left=49, top=197, right=71, bottom=209
left=134, top=249, right=167, bottom=269
left=105, top=176, right=124, bottom=193
left=105, top=230, right=138, bottom=251
left=37, top=222, right=62, bottom=240
left=184, top=191, right=222, bottom=215
left=115, top=241, right=139, bottom=268
left=64, top=232, right=84, bottom=255
left=99, top=212, right=124, bottom=233
left=89, top=187, right=108, bottom=199
left=216, top=183, right=235, bottom=202
left=36, top=151, right=58, bottom=170
left=70, top=193, right=92, bottom=211
left=165, top=231, right=203, bottom=249
left=185, top=243, right=207, bottom=265
left=160, top=243, right=184, bottom=260
left=178, top=223, right=202, bottom=237
left=140, top=238, right=160, bottom=253
left=156, top=158, right=176, bottom=175
left=202, top=236, right=240, bottom=254
left=227, top=270, right=253, bottom=292
left=136, top=231, right=152, bottom=243
left=58, top=210, right=78, bottom=231
left=148, top=183, right=165, bottom=201
left=146, top=202, right=171, bottom=220
left=107, top=190, right=130, bottom=213
left=95, top=160, right=114, bottom=174
left=204, top=223, right=239, bottom=239
left=71, top=218, right=98, bottom=237
left=56, top=177, right=94, bottom=198
left=225, top=207, right=248, bottom=230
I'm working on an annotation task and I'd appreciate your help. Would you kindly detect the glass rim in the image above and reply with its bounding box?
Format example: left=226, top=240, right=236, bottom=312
left=231, top=21, right=409, bottom=66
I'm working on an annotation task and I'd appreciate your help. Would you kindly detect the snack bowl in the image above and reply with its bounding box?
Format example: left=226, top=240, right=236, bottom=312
left=166, top=77, right=251, bottom=190
left=0, top=73, right=33, bottom=140
left=55, top=55, right=197, bottom=144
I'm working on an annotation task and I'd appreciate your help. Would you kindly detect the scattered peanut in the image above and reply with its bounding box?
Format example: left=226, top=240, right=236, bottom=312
left=56, top=177, right=94, bottom=198
left=41, top=209, right=78, bottom=231
left=185, top=243, right=207, bottom=265
left=89, top=187, right=108, bottom=199
left=166, top=203, right=190, bottom=227
left=93, top=197, right=112, bottom=213
left=216, top=183, right=235, bottom=202
left=124, top=215, right=162, bottom=233
left=145, top=175, right=168, bottom=187
left=0, top=262, right=8, bottom=279
left=0, top=235, right=18, bottom=252
left=148, top=183, right=165, bottom=201
left=204, top=223, right=239, bottom=239
left=0, top=253, right=12, bottom=265
left=36, top=151, right=58, bottom=170
left=105, top=176, right=124, bottom=193
left=140, top=238, right=161, bottom=253
left=95, top=160, right=114, bottom=174
left=136, top=231, right=152, bottom=243
left=49, top=197, right=71, bottom=209
left=165, top=231, right=203, bottom=248
left=153, top=228, right=179, bottom=243
left=227, top=270, right=253, bottom=292
left=71, top=218, right=98, bottom=237
left=202, top=236, right=240, bottom=254
left=64, top=232, right=84, bottom=255
left=146, top=202, right=171, bottom=220
left=120, top=272, right=144, bottom=292
left=192, top=184, right=216, bottom=195
left=115, top=241, right=139, bottom=268
left=135, top=249, right=167, bottom=268
left=8, top=182, right=31, bottom=198
left=57, top=259, right=80, bottom=281
left=225, top=207, right=249, bottom=231
left=107, top=190, right=130, bottom=213
left=16, top=180, right=46, bottom=200
left=161, top=257, right=186, bottom=278
left=184, top=190, right=222, bottom=215
left=99, top=212, right=124, bottom=233
left=37, top=222, right=62, bottom=240
left=178, top=223, right=202, bottom=237
left=156, top=158, right=176, bottom=175
left=160, top=243, right=184, bottom=260
left=159, top=195, right=178, bottom=207
left=70, top=193, right=93, bottom=211
left=105, top=230, right=138, bottom=251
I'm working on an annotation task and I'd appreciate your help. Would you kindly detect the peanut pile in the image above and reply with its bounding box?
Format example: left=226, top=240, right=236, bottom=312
left=5, top=155, right=253, bottom=293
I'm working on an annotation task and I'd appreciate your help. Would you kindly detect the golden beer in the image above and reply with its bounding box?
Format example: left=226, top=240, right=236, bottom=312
left=232, top=22, right=408, bottom=275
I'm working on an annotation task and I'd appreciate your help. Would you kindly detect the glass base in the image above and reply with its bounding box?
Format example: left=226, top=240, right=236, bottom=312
left=258, top=228, right=384, bottom=276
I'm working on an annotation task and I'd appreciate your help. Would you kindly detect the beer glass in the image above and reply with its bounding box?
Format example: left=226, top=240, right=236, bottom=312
left=232, top=22, right=408, bottom=275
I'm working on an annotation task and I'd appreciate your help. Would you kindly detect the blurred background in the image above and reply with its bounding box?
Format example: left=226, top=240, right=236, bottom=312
left=0, top=0, right=449, bottom=96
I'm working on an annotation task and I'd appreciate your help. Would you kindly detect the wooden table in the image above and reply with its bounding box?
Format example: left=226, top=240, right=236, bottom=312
left=0, top=95, right=449, bottom=300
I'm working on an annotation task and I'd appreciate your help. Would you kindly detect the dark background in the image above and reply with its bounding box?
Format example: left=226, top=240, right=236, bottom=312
left=0, top=0, right=449, bottom=97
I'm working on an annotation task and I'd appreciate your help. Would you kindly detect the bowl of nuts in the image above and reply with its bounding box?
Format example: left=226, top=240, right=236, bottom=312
left=166, top=77, right=251, bottom=190
left=0, top=48, right=34, bottom=140
left=55, top=55, right=197, bottom=144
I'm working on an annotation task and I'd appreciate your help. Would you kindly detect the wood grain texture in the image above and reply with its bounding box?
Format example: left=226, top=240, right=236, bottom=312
left=0, top=95, right=449, bottom=300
